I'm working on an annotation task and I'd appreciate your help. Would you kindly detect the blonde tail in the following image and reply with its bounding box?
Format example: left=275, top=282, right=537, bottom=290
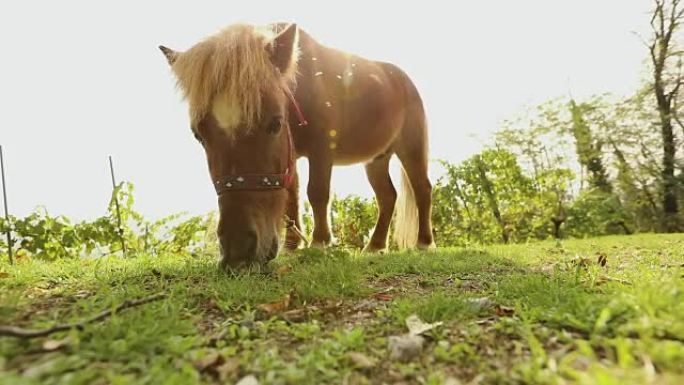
left=393, top=166, right=419, bottom=249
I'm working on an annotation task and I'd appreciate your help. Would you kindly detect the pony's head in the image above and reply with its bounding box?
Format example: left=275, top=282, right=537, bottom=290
left=160, top=23, right=299, bottom=270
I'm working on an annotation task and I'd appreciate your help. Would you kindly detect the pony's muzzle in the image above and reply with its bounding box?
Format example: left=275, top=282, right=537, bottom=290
left=218, top=229, right=258, bottom=270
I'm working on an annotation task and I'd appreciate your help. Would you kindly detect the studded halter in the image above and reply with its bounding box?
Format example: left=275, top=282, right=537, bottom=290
left=212, top=88, right=307, bottom=195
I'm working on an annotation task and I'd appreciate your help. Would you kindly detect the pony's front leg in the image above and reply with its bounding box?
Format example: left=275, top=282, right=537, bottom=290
left=307, top=157, right=332, bottom=248
left=284, top=166, right=303, bottom=250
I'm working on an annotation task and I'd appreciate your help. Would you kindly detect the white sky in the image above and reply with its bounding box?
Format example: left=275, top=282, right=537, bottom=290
left=0, top=0, right=653, bottom=220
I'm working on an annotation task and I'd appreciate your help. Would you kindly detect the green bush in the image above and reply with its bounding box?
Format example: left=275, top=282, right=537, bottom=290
left=0, top=182, right=210, bottom=261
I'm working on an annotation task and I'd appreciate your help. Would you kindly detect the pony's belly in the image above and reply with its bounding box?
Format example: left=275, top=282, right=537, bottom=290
left=331, top=131, right=397, bottom=165
left=332, top=152, right=375, bottom=166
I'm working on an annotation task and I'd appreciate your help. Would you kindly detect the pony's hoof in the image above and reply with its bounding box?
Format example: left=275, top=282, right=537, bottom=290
left=362, top=244, right=388, bottom=254
left=309, top=240, right=329, bottom=249
left=417, top=242, right=436, bottom=251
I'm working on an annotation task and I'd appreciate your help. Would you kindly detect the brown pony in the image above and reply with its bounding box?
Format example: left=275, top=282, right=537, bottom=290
left=160, top=23, right=434, bottom=269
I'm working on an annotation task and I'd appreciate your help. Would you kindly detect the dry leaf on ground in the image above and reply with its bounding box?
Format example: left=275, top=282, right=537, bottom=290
left=572, top=256, right=592, bottom=268
left=257, top=293, right=291, bottom=313
left=597, top=253, right=608, bottom=267
left=194, top=353, right=240, bottom=382
left=215, top=357, right=240, bottom=382
left=281, top=308, right=307, bottom=322
left=73, top=290, right=91, bottom=299
left=495, top=305, right=515, bottom=317
left=42, top=337, right=71, bottom=352
left=373, top=293, right=393, bottom=301
left=595, top=275, right=632, bottom=286
left=405, top=314, right=443, bottom=336
left=193, top=352, right=223, bottom=372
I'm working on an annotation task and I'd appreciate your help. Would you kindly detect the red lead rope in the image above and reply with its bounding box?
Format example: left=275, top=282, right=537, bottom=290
left=283, top=88, right=307, bottom=189
left=285, top=88, right=308, bottom=127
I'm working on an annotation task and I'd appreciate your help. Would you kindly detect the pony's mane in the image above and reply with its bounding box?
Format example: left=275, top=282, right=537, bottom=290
left=171, top=24, right=298, bottom=129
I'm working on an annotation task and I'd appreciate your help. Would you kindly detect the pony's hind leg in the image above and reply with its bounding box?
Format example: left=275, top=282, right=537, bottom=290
left=307, top=157, right=333, bottom=248
left=363, top=153, right=397, bottom=253
left=383, top=62, right=435, bottom=250
left=395, top=148, right=436, bottom=250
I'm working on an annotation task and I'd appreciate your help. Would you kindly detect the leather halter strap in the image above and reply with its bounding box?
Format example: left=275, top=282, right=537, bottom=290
left=212, top=89, right=307, bottom=195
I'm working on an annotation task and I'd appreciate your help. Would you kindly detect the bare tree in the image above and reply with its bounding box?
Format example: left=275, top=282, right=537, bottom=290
left=649, top=0, right=684, bottom=231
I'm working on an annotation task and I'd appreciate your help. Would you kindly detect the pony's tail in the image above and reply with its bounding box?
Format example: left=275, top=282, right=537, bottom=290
left=393, top=166, right=419, bottom=249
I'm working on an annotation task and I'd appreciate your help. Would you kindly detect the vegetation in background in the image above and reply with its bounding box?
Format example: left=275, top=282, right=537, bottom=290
left=0, top=183, right=209, bottom=262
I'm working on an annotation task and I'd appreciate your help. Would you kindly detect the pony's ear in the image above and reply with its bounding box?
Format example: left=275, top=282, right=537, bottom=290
left=267, top=23, right=298, bottom=73
left=159, top=45, right=179, bottom=65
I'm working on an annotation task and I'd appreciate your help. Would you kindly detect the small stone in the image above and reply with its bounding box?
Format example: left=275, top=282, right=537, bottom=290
left=193, top=352, right=223, bottom=372
left=444, top=377, right=463, bottom=385
left=345, top=351, right=374, bottom=369
left=467, top=297, right=493, bottom=309
left=353, top=299, right=376, bottom=311
left=236, top=374, right=259, bottom=385
left=215, top=357, right=240, bottom=382
left=388, top=335, right=424, bottom=362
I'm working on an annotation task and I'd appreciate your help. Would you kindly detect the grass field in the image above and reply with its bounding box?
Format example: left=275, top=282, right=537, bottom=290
left=1, top=234, right=683, bottom=384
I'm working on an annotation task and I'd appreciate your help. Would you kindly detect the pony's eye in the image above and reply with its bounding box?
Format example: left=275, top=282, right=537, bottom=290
left=266, top=117, right=283, bottom=135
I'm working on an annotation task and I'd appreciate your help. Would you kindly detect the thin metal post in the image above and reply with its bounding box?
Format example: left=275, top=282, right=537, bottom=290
left=108, top=156, right=127, bottom=255
left=0, top=146, right=12, bottom=264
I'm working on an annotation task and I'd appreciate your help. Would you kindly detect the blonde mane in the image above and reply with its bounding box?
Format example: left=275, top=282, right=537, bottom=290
left=171, top=24, right=299, bottom=129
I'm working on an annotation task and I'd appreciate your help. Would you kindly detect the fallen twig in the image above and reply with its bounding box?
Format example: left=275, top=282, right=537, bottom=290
left=0, top=292, right=167, bottom=339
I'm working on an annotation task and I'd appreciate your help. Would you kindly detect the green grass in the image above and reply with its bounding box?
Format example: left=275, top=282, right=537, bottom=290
left=1, top=233, right=683, bottom=384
